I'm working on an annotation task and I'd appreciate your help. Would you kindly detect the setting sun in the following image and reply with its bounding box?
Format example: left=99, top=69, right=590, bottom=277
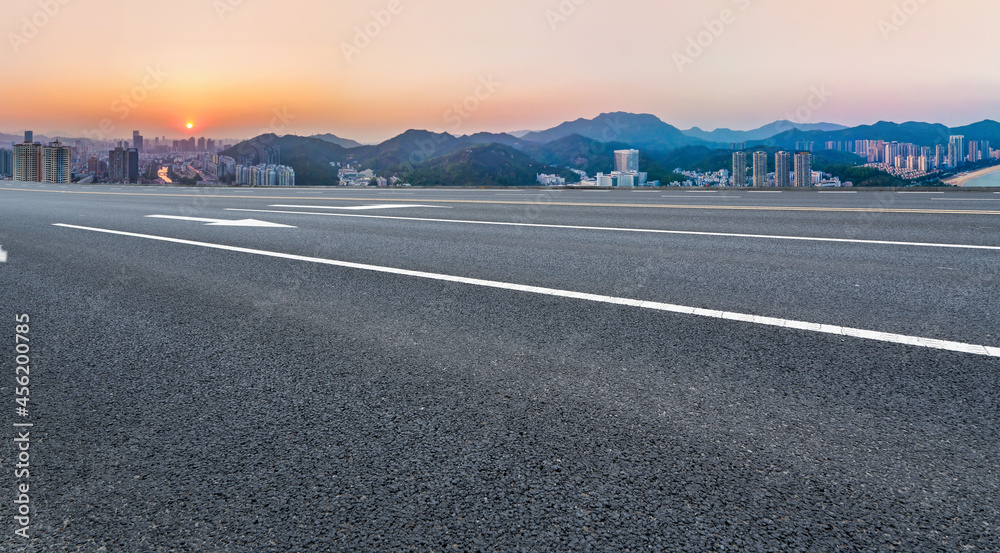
left=186, top=122, right=193, bottom=129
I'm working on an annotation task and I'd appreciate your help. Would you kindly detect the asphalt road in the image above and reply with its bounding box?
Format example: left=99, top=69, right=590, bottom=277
left=1, top=181, right=998, bottom=552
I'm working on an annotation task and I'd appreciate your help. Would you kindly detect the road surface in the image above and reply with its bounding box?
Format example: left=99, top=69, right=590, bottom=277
left=1, top=181, right=998, bottom=551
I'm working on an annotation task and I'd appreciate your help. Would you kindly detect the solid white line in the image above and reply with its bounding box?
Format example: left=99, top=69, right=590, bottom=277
left=227, top=208, right=1000, bottom=251
left=270, top=204, right=449, bottom=211
left=661, top=195, right=734, bottom=199
left=52, top=223, right=1000, bottom=358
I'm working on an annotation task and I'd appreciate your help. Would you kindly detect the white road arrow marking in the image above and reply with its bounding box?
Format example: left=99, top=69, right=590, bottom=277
left=145, top=215, right=296, bottom=228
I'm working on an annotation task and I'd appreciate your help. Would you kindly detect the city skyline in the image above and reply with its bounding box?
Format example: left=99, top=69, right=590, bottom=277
left=2, top=0, right=999, bottom=142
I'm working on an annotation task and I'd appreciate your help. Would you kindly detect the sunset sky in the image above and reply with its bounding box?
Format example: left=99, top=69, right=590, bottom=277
left=3, top=0, right=998, bottom=143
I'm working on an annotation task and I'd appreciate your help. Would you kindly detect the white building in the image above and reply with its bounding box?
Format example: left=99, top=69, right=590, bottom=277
left=614, top=149, right=640, bottom=173
left=537, top=173, right=565, bottom=185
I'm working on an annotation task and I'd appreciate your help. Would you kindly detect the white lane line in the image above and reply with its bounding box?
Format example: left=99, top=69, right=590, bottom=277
left=931, top=198, right=1000, bottom=201
left=270, top=204, right=450, bottom=211
left=661, top=195, right=735, bottom=199
left=52, top=223, right=1000, bottom=358
left=225, top=208, right=1000, bottom=251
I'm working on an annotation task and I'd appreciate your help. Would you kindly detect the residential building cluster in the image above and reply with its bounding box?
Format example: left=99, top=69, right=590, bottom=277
left=234, top=163, right=295, bottom=186
left=7, top=131, right=72, bottom=183
left=729, top=151, right=839, bottom=187
left=672, top=168, right=731, bottom=187
left=536, top=173, right=566, bottom=185
left=335, top=163, right=403, bottom=187
left=818, top=135, right=995, bottom=179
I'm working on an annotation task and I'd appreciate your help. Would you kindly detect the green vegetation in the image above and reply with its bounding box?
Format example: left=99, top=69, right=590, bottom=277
left=221, top=134, right=344, bottom=186
left=814, top=165, right=904, bottom=187
left=390, top=144, right=577, bottom=187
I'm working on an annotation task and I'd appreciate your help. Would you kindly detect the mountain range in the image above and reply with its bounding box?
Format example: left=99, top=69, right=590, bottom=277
left=219, top=113, right=1000, bottom=187
left=682, top=121, right=848, bottom=143
left=757, top=120, right=1000, bottom=149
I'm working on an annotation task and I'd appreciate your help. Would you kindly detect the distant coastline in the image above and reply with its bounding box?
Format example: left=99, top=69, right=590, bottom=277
left=945, top=164, right=1000, bottom=187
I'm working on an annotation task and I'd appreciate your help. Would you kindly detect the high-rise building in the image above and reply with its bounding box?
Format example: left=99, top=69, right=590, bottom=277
left=133, top=130, right=144, bottom=152
left=197, top=137, right=206, bottom=152
left=949, top=135, right=965, bottom=167
left=42, top=141, right=72, bottom=183
left=884, top=142, right=899, bottom=167
left=0, top=148, right=12, bottom=177
left=13, top=135, right=42, bottom=182
left=775, top=151, right=791, bottom=188
left=968, top=142, right=980, bottom=163
left=614, top=149, right=639, bottom=173
left=935, top=144, right=947, bottom=169
left=794, top=152, right=812, bottom=188
left=206, top=139, right=216, bottom=153
left=752, top=151, right=768, bottom=187
left=127, top=148, right=139, bottom=183
left=88, top=156, right=100, bottom=174
left=109, top=146, right=127, bottom=182
left=732, top=151, right=747, bottom=187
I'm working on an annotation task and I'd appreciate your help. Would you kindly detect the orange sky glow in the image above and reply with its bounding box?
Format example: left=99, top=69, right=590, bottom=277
left=3, top=0, right=999, bottom=143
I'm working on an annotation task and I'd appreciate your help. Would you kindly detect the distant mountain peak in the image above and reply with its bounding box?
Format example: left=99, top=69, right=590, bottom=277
left=310, top=133, right=364, bottom=149
left=682, top=120, right=848, bottom=143
left=520, top=112, right=701, bottom=151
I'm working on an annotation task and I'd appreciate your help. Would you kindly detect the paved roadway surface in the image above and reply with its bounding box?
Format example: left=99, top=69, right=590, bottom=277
left=1, top=181, right=998, bottom=552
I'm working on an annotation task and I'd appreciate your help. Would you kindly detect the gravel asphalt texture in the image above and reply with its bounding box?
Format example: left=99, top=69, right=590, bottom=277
left=1, top=182, right=998, bottom=552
